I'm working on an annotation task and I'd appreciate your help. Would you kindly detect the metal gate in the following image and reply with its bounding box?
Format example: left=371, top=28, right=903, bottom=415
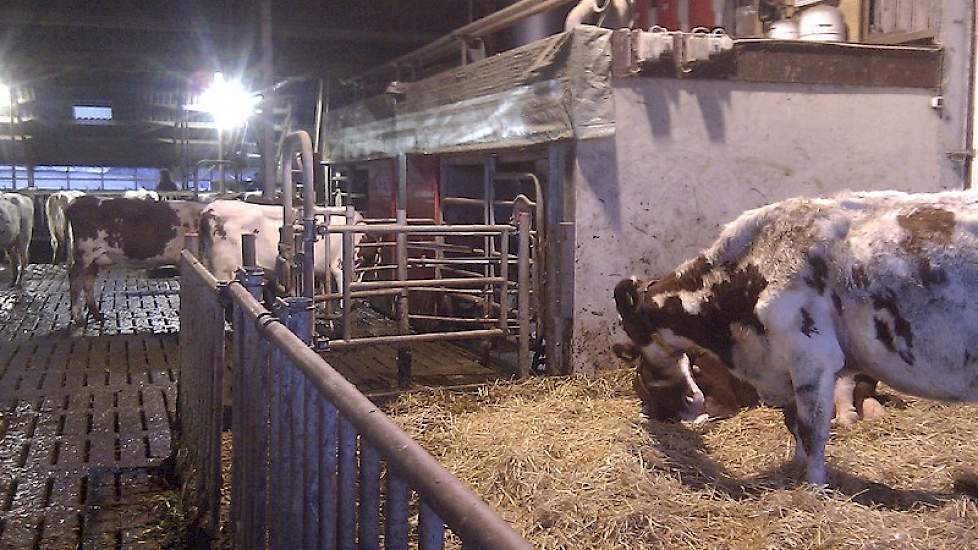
left=177, top=246, right=530, bottom=549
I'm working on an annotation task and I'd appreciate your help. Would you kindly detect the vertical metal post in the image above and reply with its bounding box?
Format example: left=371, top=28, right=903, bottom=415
left=241, top=233, right=257, bottom=267
left=342, top=206, right=355, bottom=340
left=233, top=262, right=264, bottom=548
left=396, top=154, right=412, bottom=387
left=320, top=398, right=339, bottom=550
left=385, top=471, right=409, bottom=550
left=303, top=375, right=319, bottom=550
left=260, top=0, right=276, bottom=201
left=313, top=78, right=325, bottom=153
left=284, top=296, right=312, bottom=549
left=8, top=85, right=16, bottom=190
left=337, top=417, right=357, bottom=550
left=498, top=228, right=509, bottom=334
left=482, top=157, right=495, bottom=321
left=323, top=220, right=334, bottom=328
left=358, top=442, right=381, bottom=550
left=274, top=300, right=297, bottom=550
left=218, top=130, right=225, bottom=194
left=418, top=499, right=445, bottom=550
left=517, top=212, right=531, bottom=379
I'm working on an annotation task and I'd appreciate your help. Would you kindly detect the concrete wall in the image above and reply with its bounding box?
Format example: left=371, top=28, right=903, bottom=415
left=571, top=77, right=950, bottom=374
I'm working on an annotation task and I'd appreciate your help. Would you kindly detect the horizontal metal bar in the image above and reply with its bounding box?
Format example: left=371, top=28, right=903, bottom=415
left=314, top=288, right=401, bottom=302
left=326, top=329, right=505, bottom=349
left=225, top=283, right=529, bottom=549
left=320, top=224, right=513, bottom=235
left=351, top=277, right=504, bottom=291
left=362, top=218, right=437, bottom=224
left=407, top=314, right=499, bottom=324
left=441, top=197, right=534, bottom=208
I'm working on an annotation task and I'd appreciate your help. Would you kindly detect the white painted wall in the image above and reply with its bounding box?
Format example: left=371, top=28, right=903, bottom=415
left=571, top=77, right=949, bottom=374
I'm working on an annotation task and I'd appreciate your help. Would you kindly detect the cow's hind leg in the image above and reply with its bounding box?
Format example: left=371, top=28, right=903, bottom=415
left=69, top=261, right=86, bottom=324
left=83, top=266, right=102, bottom=322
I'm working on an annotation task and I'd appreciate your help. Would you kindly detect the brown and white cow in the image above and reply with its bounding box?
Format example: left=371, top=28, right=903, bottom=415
left=0, top=192, right=35, bottom=287
left=198, top=200, right=365, bottom=294
left=614, top=190, right=978, bottom=485
left=46, top=190, right=86, bottom=263
left=66, top=196, right=203, bottom=323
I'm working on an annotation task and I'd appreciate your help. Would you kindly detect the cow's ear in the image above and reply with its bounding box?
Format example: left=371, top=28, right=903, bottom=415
left=614, top=277, right=641, bottom=316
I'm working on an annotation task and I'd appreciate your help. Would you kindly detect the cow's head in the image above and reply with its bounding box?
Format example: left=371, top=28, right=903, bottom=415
left=614, top=277, right=707, bottom=421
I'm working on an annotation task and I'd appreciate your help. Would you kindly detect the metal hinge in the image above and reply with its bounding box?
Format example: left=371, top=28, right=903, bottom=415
left=947, top=149, right=976, bottom=162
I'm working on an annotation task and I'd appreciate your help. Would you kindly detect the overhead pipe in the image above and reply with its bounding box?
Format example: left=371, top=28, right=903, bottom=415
left=351, top=0, right=579, bottom=83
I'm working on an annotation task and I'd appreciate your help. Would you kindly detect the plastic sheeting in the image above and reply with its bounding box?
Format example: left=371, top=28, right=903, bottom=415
left=323, top=27, right=615, bottom=163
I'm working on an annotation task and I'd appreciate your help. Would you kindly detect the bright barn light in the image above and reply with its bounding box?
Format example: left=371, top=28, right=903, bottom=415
left=0, top=83, right=9, bottom=105
left=199, top=72, right=260, bottom=130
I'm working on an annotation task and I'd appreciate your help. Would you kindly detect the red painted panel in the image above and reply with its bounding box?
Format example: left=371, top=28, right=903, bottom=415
left=656, top=0, right=680, bottom=29
left=365, top=155, right=440, bottom=221
left=635, top=0, right=651, bottom=29
left=688, top=0, right=716, bottom=28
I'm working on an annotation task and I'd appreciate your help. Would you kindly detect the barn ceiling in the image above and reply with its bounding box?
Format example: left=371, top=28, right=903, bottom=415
left=0, top=0, right=509, bottom=168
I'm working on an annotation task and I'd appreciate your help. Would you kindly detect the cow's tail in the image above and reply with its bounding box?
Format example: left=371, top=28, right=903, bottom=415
left=614, top=276, right=641, bottom=318
left=46, top=198, right=60, bottom=262
left=65, top=222, right=75, bottom=269
left=199, top=211, right=213, bottom=269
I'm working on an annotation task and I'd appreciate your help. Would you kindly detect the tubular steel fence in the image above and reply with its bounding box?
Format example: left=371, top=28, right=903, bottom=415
left=178, top=246, right=531, bottom=549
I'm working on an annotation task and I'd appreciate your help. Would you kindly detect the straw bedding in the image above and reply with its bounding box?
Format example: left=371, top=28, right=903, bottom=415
left=386, top=368, right=978, bottom=549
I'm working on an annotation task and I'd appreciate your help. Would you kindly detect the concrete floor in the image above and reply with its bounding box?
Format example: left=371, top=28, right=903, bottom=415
left=0, top=265, right=181, bottom=549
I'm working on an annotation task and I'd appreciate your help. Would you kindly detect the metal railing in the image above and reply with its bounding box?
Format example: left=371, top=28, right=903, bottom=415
left=177, top=243, right=531, bottom=549
left=317, top=207, right=533, bottom=380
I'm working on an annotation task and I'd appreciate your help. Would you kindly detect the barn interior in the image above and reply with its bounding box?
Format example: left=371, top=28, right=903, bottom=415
left=2, top=0, right=978, bottom=548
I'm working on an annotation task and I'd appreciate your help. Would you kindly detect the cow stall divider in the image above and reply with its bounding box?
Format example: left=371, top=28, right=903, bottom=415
left=177, top=240, right=531, bottom=549
left=315, top=207, right=534, bottom=382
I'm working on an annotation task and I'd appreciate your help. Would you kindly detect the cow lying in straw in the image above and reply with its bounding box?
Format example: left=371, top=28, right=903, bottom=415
left=614, top=190, right=978, bottom=485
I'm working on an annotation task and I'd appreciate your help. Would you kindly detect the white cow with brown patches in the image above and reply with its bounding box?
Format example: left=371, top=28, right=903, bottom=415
left=198, top=200, right=366, bottom=293
left=46, top=190, right=85, bottom=263
left=615, top=190, right=978, bottom=485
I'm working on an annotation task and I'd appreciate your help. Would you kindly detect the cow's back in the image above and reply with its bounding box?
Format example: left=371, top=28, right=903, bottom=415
left=713, top=191, right=978, bottom=400
left=68, top=196, right=202, bottom=267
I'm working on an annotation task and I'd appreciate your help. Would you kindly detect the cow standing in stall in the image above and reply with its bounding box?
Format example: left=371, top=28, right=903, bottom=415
left=614, top=190, right=978, bottom=485
left=198, top=200, right=365, bottom=296
left=66, top=196, right=203, bottom=323
left=46, top=190, right=86, bottom=264
left=0, top=192, right=35, bottom=287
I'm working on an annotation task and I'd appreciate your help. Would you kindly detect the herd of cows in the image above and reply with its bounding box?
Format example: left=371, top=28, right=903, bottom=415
left=0, top=189, right=364, bottom=325
left=3, top=185, right=978, bottom=487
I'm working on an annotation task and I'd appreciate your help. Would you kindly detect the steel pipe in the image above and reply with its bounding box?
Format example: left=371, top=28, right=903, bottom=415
left=317, top=224, right=514, bottom=234
left=352, top=0, right=579, bottom=82
left=325, top=329, right=505, bottom=349
left=350, top=277, right=505, bottom=291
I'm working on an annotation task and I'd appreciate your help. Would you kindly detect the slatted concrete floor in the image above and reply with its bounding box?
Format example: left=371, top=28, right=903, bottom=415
left=0, top=264, right=181, bottom=549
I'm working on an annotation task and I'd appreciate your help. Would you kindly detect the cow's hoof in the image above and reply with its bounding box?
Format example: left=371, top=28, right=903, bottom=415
left=860, top=397, right=886, bottom=421
left=833, top=409, right=860, bottom=427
